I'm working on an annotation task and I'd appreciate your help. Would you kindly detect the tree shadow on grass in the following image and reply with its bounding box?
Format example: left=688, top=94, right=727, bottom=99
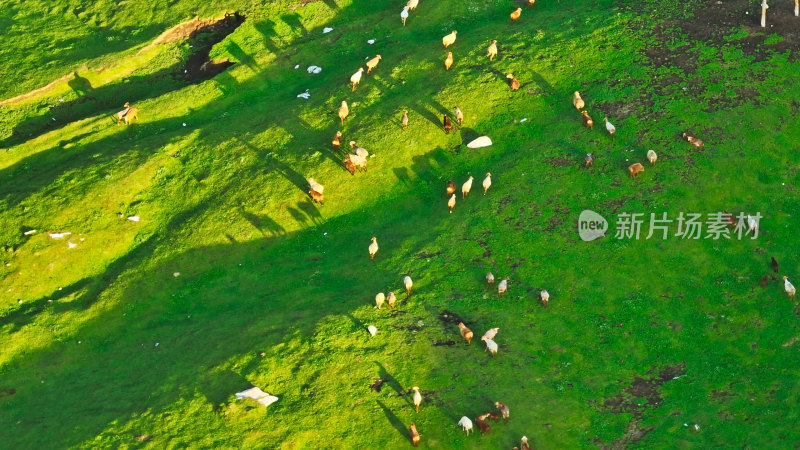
left=377, top=400, right=410, bottom=442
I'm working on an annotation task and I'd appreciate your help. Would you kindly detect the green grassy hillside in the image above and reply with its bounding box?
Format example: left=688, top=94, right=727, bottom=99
left=1, top=0, right=799, bottom=448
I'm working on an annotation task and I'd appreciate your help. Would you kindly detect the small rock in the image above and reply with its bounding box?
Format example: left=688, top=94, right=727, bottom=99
left=127, top=216, right=140, bottom=222
left=367, top=39, right=376, bottom=44
left=323, top=27, right=333, bottom=33
left=173, top=272, right=180, bottom=277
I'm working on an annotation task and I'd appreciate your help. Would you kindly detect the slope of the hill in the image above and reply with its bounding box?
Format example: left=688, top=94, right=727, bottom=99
left=1, top=0, right=799, bottom=448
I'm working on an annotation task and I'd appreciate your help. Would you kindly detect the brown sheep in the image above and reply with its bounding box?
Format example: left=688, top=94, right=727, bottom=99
left=309, top=189, right=324, bottom=205
left=446, top=180, right=456, bottom=196
left=507, top=74, right=520, bottom=90
left=410, top=423, right=420, bottom=446
left=581, top=110, right=593, bottom=130
left=628, top=163, right=645, bottom=178
left=475, top=414, right=491, bottom=434
left=459, top=322, right=474, bottom=344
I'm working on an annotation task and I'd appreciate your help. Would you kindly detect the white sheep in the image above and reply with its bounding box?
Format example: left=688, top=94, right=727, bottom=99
left=481, top=336, right=498, bottom=356
left=404, top=276, right=413, bottom=297
left=448, top=194, right=456, bottom=213
left=483, top=327, right=499, bottom=340
left=461, top=176, right=474, bottom=198
left=401, top=6, right=409, bottom=25
left=498, top=276, right=509, bottom=297
left=540, top=290, right=550, bottom=306
left=482, top=173, right=491, bottom=195
left=369, top=237, right=379, bottom=260
left=785, top=276, right=796, bottom=298
left=647, top=149, right=657, bottom=166
left=407, top=0, right=419, bottom=11
left=458, top=416, right=473, bottom=435
left=308, top=178, right=324, bottom=194
left=375, top=292, right=385, bottom=309
left=486, top=272, right=495, bottom=284
left=747, top=214, right=759, bottom=233
left=412, top=386, right=422, bottom=412
left=442, top=30, right=457, bottom=48
left=368, top=325, right=378, bottom=336
left=350, top=67, right=364, bottom=91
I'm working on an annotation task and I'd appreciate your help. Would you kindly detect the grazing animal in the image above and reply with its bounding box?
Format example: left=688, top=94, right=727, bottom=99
left=402, top=110, right=409, bottom=130
left=487, top=40, right=498, bottom=60
left=528, top=0, right=536, bottom=5
left=604, top=117, right=616, bottom=140
left=459, top=322, right=474, bottom=344
left=375, top=292, right=385, bottom=309
left=344, top=156, right=356, bottom=175
left=485, top=412, right=500, bottom=422
left=585, top=153, right=594, bottom=167
left=332, top=131, right=342, bottom=151
left=771, top=257, right=779, bottom=273
left=410, top=423, right=420, bottom=446
left=368, top=325, right=378, bottom=336
left=628, top=163, right=645, bottom=178
left=540, top=289, right=550, bottom=307
left=475, top=415, right=491, bottom=434
left=407, top=0, right=419, bottom=11
left=387, top=291, right=397, bottom=309
left=444, top=114, right=453, bottom=133
left=462, top=176, right=474, bottom=198
left=760, top=274, right=769, bottom=288
left=404, top=276, right=413, bottom=297
left=116, top=102, right=138, bottom=125
left=682, top=132, right=704, bottom=147
left=350, top=67, right=364, bottom=91
left=498, top=276, right=509, bottom=297
left=747, top=214, right=758, bottom=233
left=483, top=173, right=492, bottom=195
left=573, top=91, right=585, bottom=111
left=521, top=436, right=532, bottom=450
left=350, top=141, right=369, bottom=159
left=483, top=328, right=499, bottom=340
left=458, top=416, right=473, bottom=435
left=507, top=73, right=520, bottom=90
left=581, top=110, right=594, bottom=130
left=366, top=55, right=382, bottom=74
left=308, top=178, right=324, bottom=194
left=785, top=276, right=796, bottom=298
left=448, top=194, right=456, bottom=213
left=339, top=101, right=349, bottom=124
left=495, top=402, right=509, bottom=419
left=369, top=237, right=379, bottom=260
left=442, top=30, right=457, bottom=48
left=412, top=387, right=422, bottom=412
left=346, top=153, right=367, bottom=172
left=647, top=149, right=658, bottom=166
left=446, top=180, right=456, bottom=196
left=722, top=210, right=738, bottom=228
left=445, top=52, right=454, bottom=70
left=454, top=106, right=464, bottom=125
left=510, top=7, right=522, bottom=20
left=486, top=272, right=495, bottom=284
left=482, top=336, right=498, bottom=356
left=401, top=6, right=409, bottom=26
left=309, top=189, right=324, bottom=205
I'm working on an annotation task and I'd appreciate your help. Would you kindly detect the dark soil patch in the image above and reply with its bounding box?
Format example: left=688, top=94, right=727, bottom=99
left=182, top=12, right=246, bottom=81
left=415, top=251, right=441, bottom=260
left=438, top=309, right=467, bottom=326
left=601, top=362, right=686, bottom=419
left=547, top=157, right=574, bottom=167
left=0, top=388, right=16, bottom=399
left=369, top=378, right=385, bottom=392
left=432, top=339, right=456, bottom=346
left=600, top=421, right=655, bottom=450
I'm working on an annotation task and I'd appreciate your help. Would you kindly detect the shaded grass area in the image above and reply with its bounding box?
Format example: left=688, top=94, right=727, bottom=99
left=1, top=0, right=800, bottom=448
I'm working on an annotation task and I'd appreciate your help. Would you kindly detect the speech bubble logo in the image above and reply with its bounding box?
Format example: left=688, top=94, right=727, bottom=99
left=578, top=209, right=608, bottom=242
